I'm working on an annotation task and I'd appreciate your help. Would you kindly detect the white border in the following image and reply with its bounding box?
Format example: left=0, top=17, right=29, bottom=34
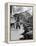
left=6, top=2, right=36, bottom=43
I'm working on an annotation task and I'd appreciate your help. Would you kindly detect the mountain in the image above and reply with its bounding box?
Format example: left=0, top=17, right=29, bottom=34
left=13, top=11, right=33, bottom=40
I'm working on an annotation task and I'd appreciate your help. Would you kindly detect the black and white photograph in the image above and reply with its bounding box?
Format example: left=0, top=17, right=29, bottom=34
left=10, top=5, right=33, bottom=41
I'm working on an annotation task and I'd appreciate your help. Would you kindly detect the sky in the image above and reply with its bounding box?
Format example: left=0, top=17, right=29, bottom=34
left=11, top=6, right=32, bottom=15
